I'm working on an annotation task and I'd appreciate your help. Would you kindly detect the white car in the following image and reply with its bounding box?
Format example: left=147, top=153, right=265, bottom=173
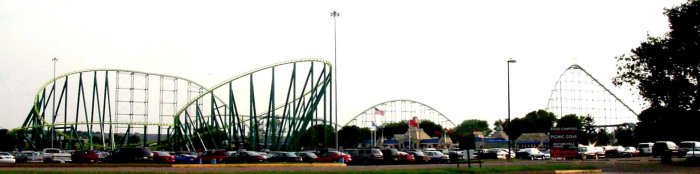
left=685, top=147, right=700, bottom=161
left=638, top=143, right=653, bottom=156
left=0, top=152, right=16, bottom=164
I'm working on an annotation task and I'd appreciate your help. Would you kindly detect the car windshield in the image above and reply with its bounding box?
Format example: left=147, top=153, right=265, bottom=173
left=155, top=151, right=170, bottom=156
left=413, top=151, right=424, bottom=156
left=681, top=143, right=696, bottom=148
left=638, top=144, right=650, bottom=148
left=285, top=152, right=297, bottom=157
left=246, top=151, right=261, bottom=156
left=45, top=149, right=60, bottom=153
left=0, top=152, right=10, bottom=156
left=371, top=149, right=382, bottom=154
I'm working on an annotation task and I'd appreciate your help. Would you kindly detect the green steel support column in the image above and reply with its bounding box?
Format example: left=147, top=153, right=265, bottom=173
left=249, top=74, right=257, bottom=150
left=268, top=67, right=276, bottom=150
left=277, top=63, right=295, bottom=150
left=63, top=76, right=69, bottom=149
left=228, top=83, right=239, bottom=144
left=104, top=72, right=114, bottom=150
left=73, top=73, right=84, bottom=150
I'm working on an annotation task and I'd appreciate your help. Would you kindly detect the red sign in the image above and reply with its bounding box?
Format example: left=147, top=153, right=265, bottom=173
left=550, top=127, right=578, bottom=158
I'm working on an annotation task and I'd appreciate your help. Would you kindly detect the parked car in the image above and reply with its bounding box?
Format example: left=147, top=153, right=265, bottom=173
left=197, top=150, right=231, bottom=164
left=406, top=150, right=430, bottom=163
left=480, top=148, right=512, bottom=159
left=516, top=148, right=546, bottom=160
left=152, top=151, right=175, bottom=163
left=447, top=151, right=463, bottom=163
left=104, top=147, right=153, bottom=163
left=267, top=152, right=302, bottom=163
left=684, top=147, right=700, bottom=161
left=315, top=151, right=351, bottom=163
left=15, top=151, right=43, bottom=163
left=173, top=151, right=198, bottom=164
left=543, top=149, right=551, bottom=160
left=604, top=146, right=626, bottom=158
left=652, top=141, right=678, bottom=158
left=381, top=148, right=401, bottom=164
left=621, top=147, right=639, bottom=157
left=41, top=148, right=72, bottom=163
left=345, top=148, right=383, bottom=165
left=224, top=151, right=266, bottom=163
left=637, top=142, right=653, bottom=156
left=0, top=152, right=16, bottom=164
left=424, top=150, right=449, bottom=163
left=397, top=151, right=415, bottom=163
left=678, top=141, right=700, bottom=157
left=71, top=150, right=101, bottom=163
left=296, top=152, right=318, bottom=162
left=578, top=145, right=604, bottom=160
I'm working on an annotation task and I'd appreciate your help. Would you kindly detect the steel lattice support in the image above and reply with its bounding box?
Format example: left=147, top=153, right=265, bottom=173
left=545, top=64, right=639, bottom=127
left=169, top=59, right=335, bottom=152
left=21, top=69, right=212, bottom=151
left=344, top=99, right=457, bottom=129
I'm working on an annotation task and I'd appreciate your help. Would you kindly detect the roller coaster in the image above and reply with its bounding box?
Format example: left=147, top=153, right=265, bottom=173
left=20, top=59, right=335, bottom=152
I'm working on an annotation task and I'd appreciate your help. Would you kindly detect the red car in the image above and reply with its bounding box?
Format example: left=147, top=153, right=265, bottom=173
left=197, top=150, right=230, bottom=164
left=71, top=150, right=101, bottom=163
left=398, top=151, right=415, bottom=163
left=316, top=151, right=351, bottom=163
left=152, top=151, right=175, bottom=163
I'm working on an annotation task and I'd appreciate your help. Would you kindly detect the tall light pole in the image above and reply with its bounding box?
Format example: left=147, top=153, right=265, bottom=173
left=330, top=11, right=340, bottom=150
left=51, top=57, right=58, bottom=148
left=507, top=58, right=516, bottom=160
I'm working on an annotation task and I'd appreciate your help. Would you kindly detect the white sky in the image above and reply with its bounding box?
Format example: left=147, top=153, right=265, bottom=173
left=0, top=0, right=686, bottom=129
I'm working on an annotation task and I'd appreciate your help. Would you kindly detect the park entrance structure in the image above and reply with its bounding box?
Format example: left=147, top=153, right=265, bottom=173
left=21, top=69, right=212, bottom=151
left=545, top=64, right=639, bottom=127
left=168, top=59, right=334, bottom=152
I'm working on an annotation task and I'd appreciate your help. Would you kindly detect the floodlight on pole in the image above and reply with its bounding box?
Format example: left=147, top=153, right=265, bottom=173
left=330, top=10, right=340, bottom=150
left=507, top=58, right=516, bottom=160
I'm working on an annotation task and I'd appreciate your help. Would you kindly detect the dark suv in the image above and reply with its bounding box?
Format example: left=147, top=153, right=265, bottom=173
left=381, top=148, right=401, bottom=164
left=104, top=147, right=153, bottom=163
left=345, top=148, right=383, bottom=165
left=652, top=141, right=678, bottom=158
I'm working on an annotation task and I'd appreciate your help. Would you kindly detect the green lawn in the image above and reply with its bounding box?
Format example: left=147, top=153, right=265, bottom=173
left=0, top=164, right=598, bottom=174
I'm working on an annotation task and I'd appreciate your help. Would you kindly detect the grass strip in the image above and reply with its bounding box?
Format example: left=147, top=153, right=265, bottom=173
left=0, top=164, right=598, bottom=174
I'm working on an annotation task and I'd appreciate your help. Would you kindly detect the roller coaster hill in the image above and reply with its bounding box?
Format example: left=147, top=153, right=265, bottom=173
left=19, top=59, right=338, bottom=152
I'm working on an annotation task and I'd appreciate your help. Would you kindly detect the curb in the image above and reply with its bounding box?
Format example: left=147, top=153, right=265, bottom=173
left=554, top=169, right=603, bottom=173
left=172, top=163, right=347, bottom=168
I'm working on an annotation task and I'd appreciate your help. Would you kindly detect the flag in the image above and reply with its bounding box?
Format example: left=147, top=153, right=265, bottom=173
left=374, top=107, right=385, bottom=116
left=409, top=119, right=418, bottom=127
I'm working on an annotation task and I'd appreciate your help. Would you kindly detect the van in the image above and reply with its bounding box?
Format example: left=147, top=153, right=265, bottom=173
left=637, top=143, right=653, bottom=156
left=652, top=141, right=678, bottom=158
left=678, top=141, right=700, bottom=157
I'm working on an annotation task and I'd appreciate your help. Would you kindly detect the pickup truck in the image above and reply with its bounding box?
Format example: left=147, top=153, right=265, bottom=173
left=41, top=148, right=72, bottom=163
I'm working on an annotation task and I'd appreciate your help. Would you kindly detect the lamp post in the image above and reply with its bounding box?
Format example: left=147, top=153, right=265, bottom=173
left=51, top=57, right=58, bottom=148
left=330, top=11, right=340, bottom=150
left=507, top=58, right=516, bottom=160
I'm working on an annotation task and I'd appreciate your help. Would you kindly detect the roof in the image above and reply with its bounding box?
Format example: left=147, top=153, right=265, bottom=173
left=420, top=138, right=440, bottom=144
left=384, top=139, right=399, bottom=145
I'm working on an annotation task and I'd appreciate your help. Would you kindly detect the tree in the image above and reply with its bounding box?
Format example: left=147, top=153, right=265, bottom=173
left=504, top=110, right=557, bottom=141
left=376, top=121, right=409, bottom=140
left=615, top=127, right=637, bottom=147
left=338, top=125, right=371, bottom=148
left=450, top=119, right=491, bottom=142
left=0, top=129, right=17, bottom=151
left=417, top=120, right=444, bottom=138
left=613, top=1, right=700, bottom=142
left=299, top=125, right=336, bottom=149
left=613, top=0, right=700, bottom=111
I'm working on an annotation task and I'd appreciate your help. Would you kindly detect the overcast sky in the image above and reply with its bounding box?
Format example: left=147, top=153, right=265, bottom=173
left=0, top=0, right=686, bottom=129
